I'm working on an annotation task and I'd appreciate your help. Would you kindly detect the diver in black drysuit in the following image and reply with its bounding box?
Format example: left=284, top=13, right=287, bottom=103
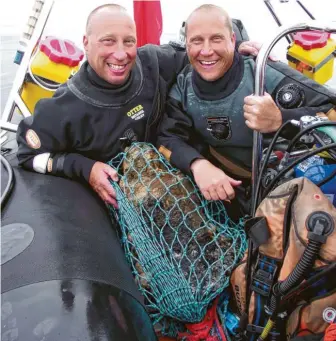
left=15, top=2, right=260, bottom=206
left=14, top=2, right=267, bottom=210
left=157, top=52, right=335, bottom=220
left=16, top=44, right=187, bottom=182
left=15, top=43, right=258, bottom=188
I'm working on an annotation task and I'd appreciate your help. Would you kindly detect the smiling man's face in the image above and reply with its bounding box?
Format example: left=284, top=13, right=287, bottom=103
left=186, top=9, right=236, bottom=82
left=83, top=8, right=137, bottom=85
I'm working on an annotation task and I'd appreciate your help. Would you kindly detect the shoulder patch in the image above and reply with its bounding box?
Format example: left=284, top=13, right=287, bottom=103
left=26, top=129, right=41, bottom=149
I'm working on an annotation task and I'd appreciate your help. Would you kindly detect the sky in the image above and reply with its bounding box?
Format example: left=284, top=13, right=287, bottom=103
left=0, top=0, right=335, bottom=87
left=1, top=0, right=335, bottom=45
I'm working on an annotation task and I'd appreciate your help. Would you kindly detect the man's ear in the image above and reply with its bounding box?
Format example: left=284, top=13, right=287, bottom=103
left=232, top=32, right=236, bottom=45
left=83, top=35, right=89, bottom=52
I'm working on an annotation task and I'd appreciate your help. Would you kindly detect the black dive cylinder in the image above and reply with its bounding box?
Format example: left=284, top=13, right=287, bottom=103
left=1, top=160, right=157, bottom=341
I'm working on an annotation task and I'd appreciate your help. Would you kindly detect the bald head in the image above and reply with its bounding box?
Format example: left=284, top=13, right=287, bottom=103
left=83, top=3, right=137, bottom=85
left=86, top=4, right=134, bottom=35
left=185, top=4, right=233, bottom=37
left=184, top=4, right=236, bottom=82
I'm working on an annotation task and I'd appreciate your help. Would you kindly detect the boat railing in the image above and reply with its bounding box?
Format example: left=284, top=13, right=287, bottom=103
left=0, top=0, right=54, bottom=133
left=251, top=20, right=336, bottom=214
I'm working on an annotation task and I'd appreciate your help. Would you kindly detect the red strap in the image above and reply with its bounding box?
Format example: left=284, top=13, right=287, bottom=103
left=324, top=323, right=336, bottom=341
left=177, top=298, right=226, bottom=341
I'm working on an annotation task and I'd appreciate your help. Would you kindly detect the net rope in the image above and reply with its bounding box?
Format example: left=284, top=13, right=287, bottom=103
left=107, top=142, right=247, bottom=324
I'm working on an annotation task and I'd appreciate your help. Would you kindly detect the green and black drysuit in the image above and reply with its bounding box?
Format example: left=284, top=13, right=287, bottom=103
left=157, top=52, right=335, bottom=216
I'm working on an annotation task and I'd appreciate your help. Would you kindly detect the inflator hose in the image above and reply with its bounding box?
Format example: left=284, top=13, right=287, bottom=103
left=257, top=212, right=334, bottom=341
left=257, top=238, right=323, bottom=341
left=269, top=239, right=321, bottom=313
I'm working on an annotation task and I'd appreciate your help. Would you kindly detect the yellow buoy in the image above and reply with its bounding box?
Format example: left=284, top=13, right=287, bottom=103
left=287, top=31, right=336, bottom=85
left=21, top=36, right=84, bottom=114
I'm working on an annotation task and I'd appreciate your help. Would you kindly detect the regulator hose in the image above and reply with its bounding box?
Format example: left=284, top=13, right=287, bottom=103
left=257, top=211, right=334, bottom=341
left=247, top=120, right=295, bottom=318
left=264, top=142, right=336, bottom=197
left=253, top=120, right=293, bottom=214
left=287, top=122, right=336, bottom=153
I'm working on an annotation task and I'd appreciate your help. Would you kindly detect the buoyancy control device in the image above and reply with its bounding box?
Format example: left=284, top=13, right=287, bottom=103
left=229, top=112, right=336, bottom=341
left=230, top=177, right=336, bottom=341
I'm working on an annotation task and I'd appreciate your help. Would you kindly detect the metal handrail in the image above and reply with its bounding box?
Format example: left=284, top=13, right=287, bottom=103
left=251, top=21, right=336, bottom=214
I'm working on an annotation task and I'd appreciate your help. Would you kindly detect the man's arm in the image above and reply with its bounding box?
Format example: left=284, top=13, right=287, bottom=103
left=271, top=61, right=335, bottom=128
left=147, top=44, right=189, bottom=85
left=16, top=97, right=96, bottom=180
left=243, top=61, right=335, bottom=134
left=158, top=85, right=241, bottom=201
left=157, top=91, right=204, bottom=174
left=16, top=94, right=118, bottom=207
left=243, top=93, right=333, bottom=136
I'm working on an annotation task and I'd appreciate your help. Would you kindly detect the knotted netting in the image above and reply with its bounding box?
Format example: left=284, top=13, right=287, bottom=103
left=107, top=142, right=247, bottom=324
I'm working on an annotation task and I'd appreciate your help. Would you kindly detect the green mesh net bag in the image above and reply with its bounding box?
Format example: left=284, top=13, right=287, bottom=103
left=107, top=142, right=247, bottom=325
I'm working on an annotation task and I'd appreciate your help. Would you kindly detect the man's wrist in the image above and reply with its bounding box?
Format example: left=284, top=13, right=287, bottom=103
left=190, top=158, right=206, bottom=174
left=275, top=108, right=283, bottom=131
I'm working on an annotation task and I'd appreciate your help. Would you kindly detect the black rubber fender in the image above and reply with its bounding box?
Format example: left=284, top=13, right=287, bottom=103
left=1, top=161, right=157, bottom=341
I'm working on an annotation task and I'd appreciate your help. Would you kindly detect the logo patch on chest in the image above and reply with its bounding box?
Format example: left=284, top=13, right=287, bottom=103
left=126, top=104, right=145, bottom=120
left=206, top=117, right=232, bottom=141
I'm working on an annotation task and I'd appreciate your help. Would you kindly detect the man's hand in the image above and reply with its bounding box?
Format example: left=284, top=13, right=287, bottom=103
left=238, top=41, right=278, bottom=61
left=89, top=161, right=119, bottom=208
left=244, top=93, right=282, bottom=133
left=190, top=159, right=242, bottom=201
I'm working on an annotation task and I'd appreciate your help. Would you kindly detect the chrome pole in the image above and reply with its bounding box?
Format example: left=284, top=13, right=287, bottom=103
left=251, top=21, right=336, bottom=215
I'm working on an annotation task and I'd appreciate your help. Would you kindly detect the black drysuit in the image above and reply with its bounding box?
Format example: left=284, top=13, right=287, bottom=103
left=16, top=44, right=188, bottom=181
